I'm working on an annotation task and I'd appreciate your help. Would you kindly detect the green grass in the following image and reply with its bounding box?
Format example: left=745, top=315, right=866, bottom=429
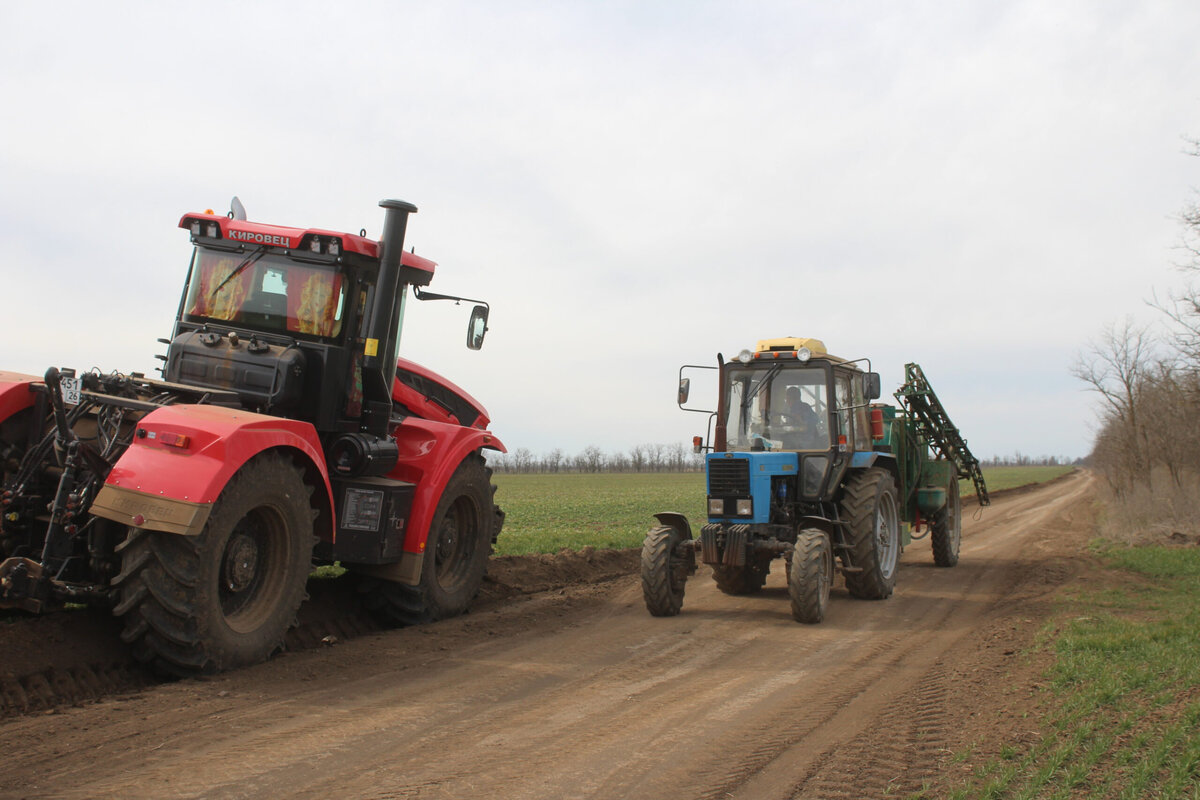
left=963, top=465, right=1075, bottom=497
left=944, top=545, right=1200, bottom=799
left=490, top=466, right=1072, bottom=557
left=492, top=473, right=706, bottom=555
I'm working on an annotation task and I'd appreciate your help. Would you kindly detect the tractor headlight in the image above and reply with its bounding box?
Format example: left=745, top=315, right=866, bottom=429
left=797, top=347, right=812, bottom=362
left=708, top=498, right=724, bottom=516
left=737, top=349, right=753, bottom=364
left=736, top=498, right=753, bottom=516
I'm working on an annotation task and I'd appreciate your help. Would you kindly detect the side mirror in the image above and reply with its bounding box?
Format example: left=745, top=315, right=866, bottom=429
left=678, top=377, right=691, bottom=405
left=865, top=372, right=882, bottom=400
left=467, top=305, right=489, bottom=350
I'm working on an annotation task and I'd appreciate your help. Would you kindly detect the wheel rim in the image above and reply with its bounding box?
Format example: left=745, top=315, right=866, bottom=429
left=219, top=505, right=290, bottom=633
left=435, top=495, right=480, bottom=588
left=875, top=490, right=900, bottom=579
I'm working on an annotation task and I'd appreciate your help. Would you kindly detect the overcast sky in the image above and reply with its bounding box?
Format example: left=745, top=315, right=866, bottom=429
left=3, top=1, right=1199, bottom=462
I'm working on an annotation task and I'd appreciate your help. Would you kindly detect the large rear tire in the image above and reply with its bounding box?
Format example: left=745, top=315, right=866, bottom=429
left=641, top=525, right=688, bottom=616
left=840, top=468, right=901, bottom=600
left=931, top=477, right=962, bottom=567
left=112, top=453, right=315, bottom=675
left=789, top=529, right=832, bottom=624
left=358, top=454, right=494, bottom=626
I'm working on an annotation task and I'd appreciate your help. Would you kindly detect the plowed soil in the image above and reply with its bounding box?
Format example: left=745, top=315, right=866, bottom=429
left=0, top=471, right=1096, bottom=800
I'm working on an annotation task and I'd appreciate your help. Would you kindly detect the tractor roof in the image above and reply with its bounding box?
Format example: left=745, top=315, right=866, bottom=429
left=178, top=211, right=437, bottom=283
left=750, top=337, right=853, bottom=366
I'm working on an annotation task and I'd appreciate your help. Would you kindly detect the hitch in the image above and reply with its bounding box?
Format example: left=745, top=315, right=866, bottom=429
left=0, top=557, right=49, bottom=613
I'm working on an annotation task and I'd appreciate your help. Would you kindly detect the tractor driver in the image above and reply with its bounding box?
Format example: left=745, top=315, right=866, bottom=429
left=779, top=386, right=823, bottom=449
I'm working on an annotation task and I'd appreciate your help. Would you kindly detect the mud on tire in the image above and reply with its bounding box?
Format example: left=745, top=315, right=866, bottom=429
left=839, top=467, right=901, bottom=600
left=358, top=454, right=495, bottom=627
left=641, top=525, right=688, bottom=616
left=112, top=453, right=316, bottom=676
left=789, top=529, right=832, bottom=624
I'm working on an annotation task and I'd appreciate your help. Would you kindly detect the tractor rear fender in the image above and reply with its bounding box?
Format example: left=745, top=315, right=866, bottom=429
left=90, top=404, right=334, bottom=540
left=0, top=372, right=38, bottom=422
left=389, top=416, right=506, bottom=554
left=849, top=451, right=900, bottom=490
left=652, top=512, right=694, bottom=541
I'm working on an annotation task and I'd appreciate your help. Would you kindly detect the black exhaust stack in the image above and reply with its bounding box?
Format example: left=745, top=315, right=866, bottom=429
left=361, top=199, right=418, bottom=436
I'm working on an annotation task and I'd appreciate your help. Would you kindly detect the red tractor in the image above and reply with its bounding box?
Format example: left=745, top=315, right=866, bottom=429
left=0, top=198, right=505, bottom=674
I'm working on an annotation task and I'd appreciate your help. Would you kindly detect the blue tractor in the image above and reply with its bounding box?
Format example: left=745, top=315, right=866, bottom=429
left=642, top=337, right=989, bottom=623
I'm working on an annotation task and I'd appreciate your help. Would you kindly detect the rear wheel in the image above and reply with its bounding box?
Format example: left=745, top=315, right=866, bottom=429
left=789, top=529, right=832, bottom=624
left=113, top=453, right=315, bottom=675
left=642, top=525, right=688, bottom=616
left=840, top=468, right=901, bottom=600
left=358, top=454, right=494, bottom=626
left=931, top=478, right=962, bottom=567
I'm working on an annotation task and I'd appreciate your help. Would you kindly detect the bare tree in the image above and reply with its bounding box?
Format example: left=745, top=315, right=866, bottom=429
left=1071, top=319, right=1157, bottom=492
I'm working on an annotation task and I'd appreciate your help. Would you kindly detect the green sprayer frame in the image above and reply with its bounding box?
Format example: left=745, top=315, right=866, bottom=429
left=893, top=363, right=990, bottom=507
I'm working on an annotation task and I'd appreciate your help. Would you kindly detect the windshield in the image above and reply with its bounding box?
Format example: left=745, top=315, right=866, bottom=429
left=724, top=364, right=831, bottom=451
left=181, top=248, right=346, bottom=339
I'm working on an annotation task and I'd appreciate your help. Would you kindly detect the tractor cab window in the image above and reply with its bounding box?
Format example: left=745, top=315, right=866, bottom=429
left=835, top=374, right=853, bottom=447
left=181, top=248, right=346, bottom=340
left=724, top=364, right=831, bottom=451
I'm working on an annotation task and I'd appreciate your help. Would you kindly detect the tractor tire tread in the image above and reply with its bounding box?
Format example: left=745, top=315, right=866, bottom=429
left=112, top=452, right=315, bottom=675
left=641, top=525, right=685, bottom=616
left=840, top=468, right=899, bottom=600
left=357, top=453, right=495, bottom=628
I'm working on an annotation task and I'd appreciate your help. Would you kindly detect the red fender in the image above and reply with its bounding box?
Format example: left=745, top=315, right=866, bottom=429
left=93, top=404, right=334, bottom=539
left=389, top=417, right=505, bottom=554
left=0, top=372, right=38, bottom=422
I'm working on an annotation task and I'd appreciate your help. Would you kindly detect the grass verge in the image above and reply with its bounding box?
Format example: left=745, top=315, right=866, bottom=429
left=938, top=544, right=1200, bottom=799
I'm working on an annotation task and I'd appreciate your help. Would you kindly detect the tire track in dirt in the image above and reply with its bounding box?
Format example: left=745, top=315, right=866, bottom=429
left=0, top=473, right=1096, bottom=800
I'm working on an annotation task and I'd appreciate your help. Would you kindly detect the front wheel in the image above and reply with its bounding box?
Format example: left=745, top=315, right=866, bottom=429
left=789, top=529, right=832, bottom=624
left=931, top=477, right=962, bottom=567
left=358, top=454, right=495, bottom=627
left=642, top=526, right=688, bottom=616
left=113, top=453, right=316, bottom=675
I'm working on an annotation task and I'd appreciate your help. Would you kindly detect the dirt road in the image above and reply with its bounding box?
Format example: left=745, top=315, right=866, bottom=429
left=1, top=471, right=1096, bottom=800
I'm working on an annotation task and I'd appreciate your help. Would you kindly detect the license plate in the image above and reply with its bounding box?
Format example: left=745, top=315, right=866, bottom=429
left=60, top=375, right=81, bottom=406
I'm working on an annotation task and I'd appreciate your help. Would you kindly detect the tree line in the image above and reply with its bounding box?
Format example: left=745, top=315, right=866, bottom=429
left=490, top=443, right=705, bottom=473
left=491, top=444, right=1079, bottom=474
left=1072, top=138, right=1200, bottom=499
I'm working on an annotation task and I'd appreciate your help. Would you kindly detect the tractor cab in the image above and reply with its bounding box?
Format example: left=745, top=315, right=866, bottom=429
left=687, top=337, right=882, bottom=520
left=717, top=337, right=880, bottom=452
left=169, top=204, right=432, bottom=430
left=166, top=202, right=490, bottom=476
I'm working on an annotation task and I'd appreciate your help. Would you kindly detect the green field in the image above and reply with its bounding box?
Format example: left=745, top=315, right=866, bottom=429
left=939, top=544, right=1200, bottom=800
left=962, top=465, right=1074, bottom=496
left=492, top=465, right=1074, bottom=556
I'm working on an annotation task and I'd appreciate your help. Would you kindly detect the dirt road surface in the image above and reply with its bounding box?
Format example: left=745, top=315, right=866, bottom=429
left=1, top=471, right=1096, bottom=800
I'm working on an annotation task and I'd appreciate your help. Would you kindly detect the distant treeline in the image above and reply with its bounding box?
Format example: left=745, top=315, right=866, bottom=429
left=980, top=454, right=1085, bottom=467
left=489, top=443, right=704, bottom=473
left=490, top=444, right=1080, bottom=474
